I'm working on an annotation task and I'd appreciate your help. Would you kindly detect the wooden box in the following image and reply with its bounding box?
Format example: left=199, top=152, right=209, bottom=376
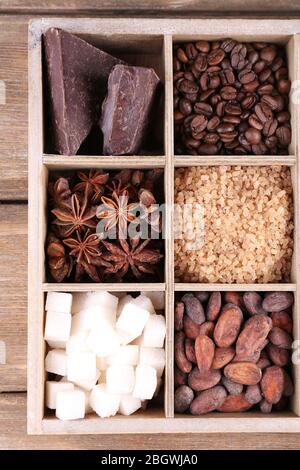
left=28, top=17, right=300, bottom=434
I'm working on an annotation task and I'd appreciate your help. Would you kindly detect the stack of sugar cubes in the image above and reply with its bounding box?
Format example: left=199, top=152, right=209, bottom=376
left=44, top=290, right=166, bottom=420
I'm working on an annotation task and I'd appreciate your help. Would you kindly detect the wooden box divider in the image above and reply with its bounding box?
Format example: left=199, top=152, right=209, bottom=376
left=28, top=18, right=300, bottom=434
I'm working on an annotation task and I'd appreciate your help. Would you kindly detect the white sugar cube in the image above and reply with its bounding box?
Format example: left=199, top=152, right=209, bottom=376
left=117, top=295, right=134, bottom=317
left=44, top=311, right=71, bottom=344
left=56, top=389, right=85, bottom=420
left=139, top=347, right=165, bottom=378
left=66, top=331, right=89, bottom=355
left=96, top=357, right=108, bottom=371
left=45, top=292, right=72, bottom=314
left=67, top=351, right=96, bottom=382
left=86, top=291, right=118, bottom=314
left=46, top=381, right=74, bottom=409
left=45, top=349, right=67, bottom=376
left=74, top=386, right=93, bottom=414
left=141, top=314, right=166, bottom=348
left=71, top=292, right=89, bottom=314
left=116, top=303, right=150, bottom=344
left=46, top=340, right=66, bottom=349
left=107, top=346, right=139, bottom=366
left=90, top=384, right=120, bottom=418
left=118, top=395, right=141, bottom=416
left=72, top=369, right=101, bottom=391
left=133, top=294, right=155, bottom=314
left=87, top=325, right=120, bottom=357
left=106, top=365, right=135, bottom=394
left=141, top=291, right=165, bottom=310
left=71, top=309, right=94, bottom=335
left=133, top=364, right=157, bottom=400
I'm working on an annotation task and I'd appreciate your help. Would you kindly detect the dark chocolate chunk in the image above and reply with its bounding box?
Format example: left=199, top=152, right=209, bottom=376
left=100, top=64, right=160, bottom=155
left=44, top=28, right=124, bottom=155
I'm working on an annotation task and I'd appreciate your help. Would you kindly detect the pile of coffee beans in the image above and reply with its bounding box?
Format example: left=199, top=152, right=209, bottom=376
left=173, top=39, right=291, bottom=155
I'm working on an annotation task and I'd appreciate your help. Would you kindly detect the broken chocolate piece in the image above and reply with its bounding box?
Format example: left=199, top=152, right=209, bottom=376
left=100, top=65, right=160, bottom=155
left=44, top=28, right=124, bottom=155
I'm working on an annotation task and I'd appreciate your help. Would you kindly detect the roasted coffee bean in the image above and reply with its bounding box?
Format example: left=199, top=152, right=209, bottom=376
left=207, top=116, right=221, bottom=131
left=263, top=118, right=278, bottom=137
left=220, top=86, right=237, bottom=100
left=255, top=102, right=273, bottom=123
left=248, top=114, right=264, bottom=130
left=276, top=126, right=291, bottom=146
left=173, top=39, right=291, bottom=155
left=245, top=127, right=261, bottom=144
left=194, top=102, right=213, bottom=116
left=260, top=46, right=277, bottom=63
left=179, top=98, right=193, bottom=116
left=177, top=48, right=189, bottom=63
left=190, top=114, right=208, bottom=133
left=239, top=69, right=256, bottom=84
left=185, top=43, right=198, bottom=60
left=195, top=41, right=210, bottom=53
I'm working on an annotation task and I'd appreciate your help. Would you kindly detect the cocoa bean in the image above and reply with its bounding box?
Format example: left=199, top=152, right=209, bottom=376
left=224, top=362, right=262, bottom=385
left=271, top=311, right=293, bottom=334
left=199, top=321, right=215, bottom=338
left=213, top=303, right=243, bottom=347
left=218, top=393, right=253, bottom=412
left=190, top=385, right=227, bottom=415
left=262, top=292, right=294, bottom=312
left=183, top=315, right=201, bottom=339
left=188, top=367, right=221, bottom=391
left=185, top=338, right=197, bottom=363
left=182, top=294, right=205, bottom=325
left=283, top=370, right=294, bottom=397
left=194, top=291, right=210, bottom=303
left=174, top=365, right=188, bottom=387
left=206, top=292, right=222, bottom=321
left=195, top=334, right=215, bottom=373
left=175, top=301, right=184, bottom=331
left=222, top=377, right=243, bottom=396
left=269, top=327, right=292, bottom=349
left=243, top=292, right=267, bottom=315
left=174, top=385, right=194, bottom=413
left=175, top=331, right=192, bottom=373
left=261, top=366, right=284, bottom=404
left=245, top=384, right=262, bottom=404
left=260, top=399, right=272, bottom=413
left=224, top=291, right=244, bottom=309
left=236, top=314, right=272, bottom=361
left=266, top=343, right=289, bottom=366
left=212, top=347, right=235, bottom=369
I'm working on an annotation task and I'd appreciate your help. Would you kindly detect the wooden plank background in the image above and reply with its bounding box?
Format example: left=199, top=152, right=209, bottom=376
left=1, top=2, right=300, bottom=449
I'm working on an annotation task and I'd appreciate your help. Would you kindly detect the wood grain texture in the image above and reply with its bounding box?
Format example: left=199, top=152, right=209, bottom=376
left=1, top=0, right=300, bottom=15
left=0, top=393, right=300, bottom=449
left=0, top=18, right=28, bottom=200
left=0, top=204, right=27, bottom=392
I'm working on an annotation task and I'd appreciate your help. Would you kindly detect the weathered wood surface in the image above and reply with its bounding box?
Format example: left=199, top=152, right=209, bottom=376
left=0, top=204, right=27, bottom=392
left=0, top=18, right=28, bottom=200
left=0, top=393, right=300, bottom=449
left=1, top=0, right=300, bottom=15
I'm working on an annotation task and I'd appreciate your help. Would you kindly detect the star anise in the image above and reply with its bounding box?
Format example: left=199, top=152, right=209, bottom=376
left=63, top=230, right=102, bottom=264
left=101, top=238, right=163, bottom=279
left=47, top=233, right=72, bottom=282
left=48, top=177, right=72, bottom=209
left=52, top=190, right=97, bottom=237
left=73, top=170, right=109, bottom=203
left=97, top=190, right=139, bottom=235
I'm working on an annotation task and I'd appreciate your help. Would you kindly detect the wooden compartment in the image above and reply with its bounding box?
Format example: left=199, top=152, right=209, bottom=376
left=28, top=18, right=300, bottom=434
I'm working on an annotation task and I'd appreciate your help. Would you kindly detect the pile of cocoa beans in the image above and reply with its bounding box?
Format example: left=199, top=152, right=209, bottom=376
left=174, top=291, right=294, bottom=414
